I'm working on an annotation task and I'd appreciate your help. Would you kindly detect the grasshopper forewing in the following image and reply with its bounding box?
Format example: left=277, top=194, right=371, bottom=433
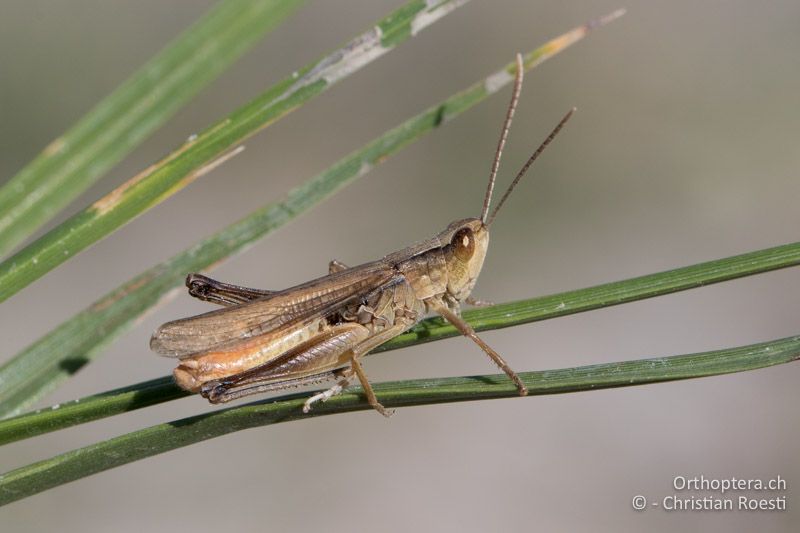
left=151, top=54, right=575, bottom=417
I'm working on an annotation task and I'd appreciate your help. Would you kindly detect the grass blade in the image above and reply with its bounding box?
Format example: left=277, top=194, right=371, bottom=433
left=0, top=0, right=306, bottom=258
left=1, top=332, right=797, bottom=506
left=0, top=13, right=618, bottom=418
left=0, top=239, right=798, bottom=442
left=0, top=0, right=471, bottom=303
left=0, top=378, right=184, bottom=446
left=381, top=242, right=800, bottom=352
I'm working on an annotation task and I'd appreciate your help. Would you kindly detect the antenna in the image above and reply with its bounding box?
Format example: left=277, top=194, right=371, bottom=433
left=480, top=53, right=524, bottom=224
left=486, top=107, right=576, bottom=226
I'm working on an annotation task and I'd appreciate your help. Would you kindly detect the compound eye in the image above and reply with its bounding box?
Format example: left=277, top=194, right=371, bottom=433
left=452, top=227, right=475, bottom=261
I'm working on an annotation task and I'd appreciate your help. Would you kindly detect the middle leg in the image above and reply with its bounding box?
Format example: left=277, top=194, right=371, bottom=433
left=428, top=299, right=528, bottom=396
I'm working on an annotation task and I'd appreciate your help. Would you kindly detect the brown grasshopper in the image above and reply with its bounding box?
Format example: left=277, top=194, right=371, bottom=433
left=150, top=55, right=574, bottom=417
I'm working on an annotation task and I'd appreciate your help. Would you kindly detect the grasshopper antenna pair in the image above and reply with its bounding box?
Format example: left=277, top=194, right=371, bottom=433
left=481, top=53, right=575, bottom=226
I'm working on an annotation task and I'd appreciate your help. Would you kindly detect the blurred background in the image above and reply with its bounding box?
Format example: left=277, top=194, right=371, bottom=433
left=1, top=1, right=798, bottom=531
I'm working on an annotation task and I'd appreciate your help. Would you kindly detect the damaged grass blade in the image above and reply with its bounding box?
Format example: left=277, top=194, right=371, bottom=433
left=1, top=332, right=798, bottom=506
left=0, top=0, right=306, bottom=258
left=0, top=12, right=621, bottom=418
left=0, top=0, right=472, bottom=303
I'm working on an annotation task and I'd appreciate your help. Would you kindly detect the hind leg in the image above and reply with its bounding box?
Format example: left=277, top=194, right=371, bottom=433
left=185, top=273, right=275, bottom=306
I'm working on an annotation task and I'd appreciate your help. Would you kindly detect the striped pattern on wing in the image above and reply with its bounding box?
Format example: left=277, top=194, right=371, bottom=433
left=150, top=261, right=395, bottom=358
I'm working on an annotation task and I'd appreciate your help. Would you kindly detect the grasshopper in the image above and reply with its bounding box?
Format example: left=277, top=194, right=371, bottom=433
left=150, top=55, right=574, bottom=417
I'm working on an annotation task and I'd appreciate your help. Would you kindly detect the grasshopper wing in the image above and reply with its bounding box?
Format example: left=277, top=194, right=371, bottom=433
left=150, top=261, right=397, bottom=358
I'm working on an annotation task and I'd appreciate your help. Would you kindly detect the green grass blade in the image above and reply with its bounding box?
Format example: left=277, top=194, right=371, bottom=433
left=380, top=241, right=800, bottom=352
left=1, top=333, right=797, bottom=506
left=0, top=0, right=471, bottom=303
left=0, top=378, right=184, bottom=446
left=0, top=13, right=617, bottom=418
left=0, top=0, right=306, bottom=258
left=1, top=239, right=798, bottom=442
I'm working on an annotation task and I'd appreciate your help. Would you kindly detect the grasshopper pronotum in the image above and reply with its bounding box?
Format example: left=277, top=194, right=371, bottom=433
left=150, top=55, right=575, bottom=417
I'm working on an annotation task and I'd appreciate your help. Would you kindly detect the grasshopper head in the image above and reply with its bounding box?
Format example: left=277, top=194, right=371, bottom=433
left=435, top=55, right=574, bottom=305
left=439, top=218, right=489, bottom=302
